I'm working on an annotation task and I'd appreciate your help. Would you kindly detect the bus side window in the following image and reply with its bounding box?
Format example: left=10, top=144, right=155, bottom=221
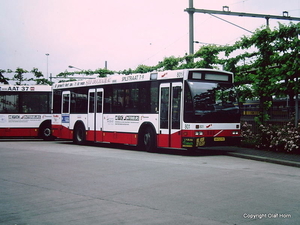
left=89, top=92, right=95, bottom=113
left=104, top=87, right=112, bottom=113
left=113, top=88, right=124, bottom=113
left=70, top=89, right=88, bottom=113
left=53, top=90, right=62, bottom=114
left=150, top=84, right=158, bottom=113
left=62, top=94, right=70, bottom=114
left=97, top=92, right=102, bottom=113
left=21, top=93, right=49, bottom=113
left=0, top=94, right=19, bottom=113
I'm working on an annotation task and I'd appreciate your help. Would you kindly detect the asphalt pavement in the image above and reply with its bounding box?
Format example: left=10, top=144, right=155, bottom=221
left=1, top=140, right=300, bottom=225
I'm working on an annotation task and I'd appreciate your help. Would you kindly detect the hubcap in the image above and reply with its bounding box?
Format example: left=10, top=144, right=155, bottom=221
left=44, top=128, right=51, bottom=137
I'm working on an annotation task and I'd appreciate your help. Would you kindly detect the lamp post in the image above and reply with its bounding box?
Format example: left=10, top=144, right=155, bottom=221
left=188, top=0, right=194, bottom=55
left=45, top=53, right=49, bottom=80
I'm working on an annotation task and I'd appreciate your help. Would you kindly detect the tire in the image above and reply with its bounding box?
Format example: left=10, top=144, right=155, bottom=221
left=139, top=126, right=157, bottom=152
left=40, top=122, right=53, bottom=140
left=73, top=123, right=86, bottom=145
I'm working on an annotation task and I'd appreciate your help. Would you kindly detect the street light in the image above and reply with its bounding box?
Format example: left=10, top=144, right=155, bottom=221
left=68, top=65, right=83, bottom=71
left=223, top=6, right=230, bottom=12
left=194, top=41, right=223, bottom=46
left=45, top=53, right=49, bottom=79
left=283, top=11, right=289, bottom=17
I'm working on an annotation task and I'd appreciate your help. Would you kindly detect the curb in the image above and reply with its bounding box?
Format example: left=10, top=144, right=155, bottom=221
left=227, top=152, right=300, bottom=168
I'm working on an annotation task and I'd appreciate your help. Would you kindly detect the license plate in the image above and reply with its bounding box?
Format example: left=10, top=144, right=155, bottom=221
left=214, top=137, right=225, bottom=141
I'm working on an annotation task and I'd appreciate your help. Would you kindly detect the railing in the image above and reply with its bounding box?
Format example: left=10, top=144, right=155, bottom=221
left=240, top=106, right=295, bottom=133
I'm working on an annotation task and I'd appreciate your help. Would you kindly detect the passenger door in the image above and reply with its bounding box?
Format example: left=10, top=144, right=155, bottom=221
left=88, top=88, right=104, bottom=142
left=159, top=83, right=182, bottom=148
left=61, top=91, right=71, bottom=138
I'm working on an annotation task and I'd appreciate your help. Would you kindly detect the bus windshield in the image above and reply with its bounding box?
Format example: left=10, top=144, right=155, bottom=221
left=184, top=81, right=240, bottom=123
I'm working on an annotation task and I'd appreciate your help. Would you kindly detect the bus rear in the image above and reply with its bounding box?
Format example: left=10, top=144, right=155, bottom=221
left=0, top=85, right=53, bottom=139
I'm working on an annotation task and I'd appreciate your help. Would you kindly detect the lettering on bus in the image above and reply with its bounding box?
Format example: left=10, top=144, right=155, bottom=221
left=54, top=81, right=86, bottom=88
left=115, top=115, right=139, bottom=121
left=0, top=86, right=34, bottom=91
left=125, top=116, right=139, bottom=121
left=86, top=78, right=111, bottom=85
left=8, top=115, right=41, bottom=119
left=114, top=115, right=139, bottom=125
left=182, top=138, right=194, bottom=147
left=122, top=75, right=144, bottom=82
left=7, top=115, right=42, bottom=122
left=62, top=115, right=70, bottom=123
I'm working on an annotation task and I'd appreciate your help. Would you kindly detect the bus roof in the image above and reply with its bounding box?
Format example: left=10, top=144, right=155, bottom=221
left=53, top=68, right=233, bottom=89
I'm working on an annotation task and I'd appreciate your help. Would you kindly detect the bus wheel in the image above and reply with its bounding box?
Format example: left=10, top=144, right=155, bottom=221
left=40, top=122, right=53, bottom=140
left=74, top=123, right=86, bottom=145
left=139, top=126, right=157, bottom=152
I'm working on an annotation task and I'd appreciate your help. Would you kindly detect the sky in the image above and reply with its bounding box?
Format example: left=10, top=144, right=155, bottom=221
left=1, top=0, right=300, bottom=80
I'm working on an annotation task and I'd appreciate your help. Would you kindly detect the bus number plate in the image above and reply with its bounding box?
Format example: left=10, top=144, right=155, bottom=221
left=214, top=137, right=225, bottom=141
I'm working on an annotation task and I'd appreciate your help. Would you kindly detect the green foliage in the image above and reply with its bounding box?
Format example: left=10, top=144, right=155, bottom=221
left=1, top=68, right=53, bottom=85
left=0, top=70, right=9, bottom=84
left=221, top=23, right=300, bottom=124
left=133, top=64, right=155, bottom=74
left=240, top=122, right=261, bottom=147
left=160, top=56, right=180, bottom=70
left=56, top=68, right=114, bottom=79
left=94, top=68, right=114, bottom=77
left=31, top=68, right=53, bottom=85
left=13, top=68, right=29, bottom=85
left=194, top=44, right=223, bottom=68
left=241, top=121, right=300, bottom=153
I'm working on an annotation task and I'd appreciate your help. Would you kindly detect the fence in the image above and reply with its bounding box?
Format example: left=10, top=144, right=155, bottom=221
left=240, top=106, right=296, bottom=133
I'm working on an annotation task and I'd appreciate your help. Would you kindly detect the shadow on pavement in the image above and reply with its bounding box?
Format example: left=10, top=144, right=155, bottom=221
left=54, top=139, right=233, bottom=157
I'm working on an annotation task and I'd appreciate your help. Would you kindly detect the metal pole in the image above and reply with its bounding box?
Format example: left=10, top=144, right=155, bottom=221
left=209, top=13, right=253, bottom=34
left=186, top=8, right=300, bottom=22
left=45, top=53, right=49, bottom=80
left=266, top=17, right=270, bottom=27
left=188, top=0, right=194, bottom=55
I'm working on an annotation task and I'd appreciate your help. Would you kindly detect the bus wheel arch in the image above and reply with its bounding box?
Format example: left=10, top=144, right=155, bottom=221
left=39, top=120, right=53, bottom=140
left=73, top=121, right=86, bottom=145
left=138, top=123, right=157, bottom=152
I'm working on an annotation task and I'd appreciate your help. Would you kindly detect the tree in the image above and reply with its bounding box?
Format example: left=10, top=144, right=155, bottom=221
left=272, top=23, right=300, bottom=105
left=31, top=68, right=53, bottom=85
left=221, top=23, right=300, bottom=124
left=134, top=64, right=155, bottom=74
left=13, top=68, right=29, bottom=85
left=193, top=44, right=223, bottom=69
left=160, top=56, right=180, bottom=70
left=0, top=70, right=9, bottom=84
left=93, top=68, right=114, bottom=77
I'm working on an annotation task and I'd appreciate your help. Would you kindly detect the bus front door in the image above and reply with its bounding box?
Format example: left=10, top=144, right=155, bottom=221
left=88, top=88, right=104, bottom=142
left=159, top=83, right=182, bottom=148
left=61, top=91, right=71, bottom=139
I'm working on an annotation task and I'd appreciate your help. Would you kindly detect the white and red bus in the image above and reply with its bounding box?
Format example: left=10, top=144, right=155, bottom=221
left=0, top=85, right=53, bottom=140
left=52, top=68, right=240, bottom=151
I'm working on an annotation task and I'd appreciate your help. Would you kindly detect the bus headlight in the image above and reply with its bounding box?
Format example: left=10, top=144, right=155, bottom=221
left=195, top=131, right=203, bottom=136
left=232, top=131, right=239, bottom=135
